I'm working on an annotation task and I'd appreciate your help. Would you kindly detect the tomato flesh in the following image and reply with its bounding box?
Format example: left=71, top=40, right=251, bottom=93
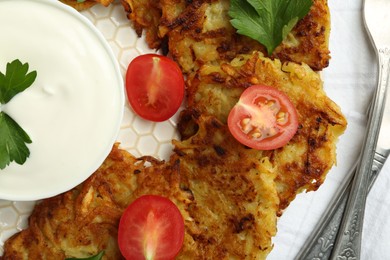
left=118, top=195, right=185, bottom=260
left=228, top=85, right=298, bottom=150
left=126, top=54, right=185, bottom=122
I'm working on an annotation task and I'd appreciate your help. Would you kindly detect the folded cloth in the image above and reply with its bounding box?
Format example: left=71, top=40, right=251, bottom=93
left=268, top=0, right=388, bottom=259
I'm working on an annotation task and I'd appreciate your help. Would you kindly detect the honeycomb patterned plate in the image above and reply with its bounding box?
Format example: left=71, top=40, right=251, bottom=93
left=0, top=1, right=179, bottom=255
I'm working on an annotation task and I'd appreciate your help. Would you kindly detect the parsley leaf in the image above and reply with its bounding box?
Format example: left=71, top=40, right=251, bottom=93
left=0, top=112, right=32, bottom=169
left=0, top=59, right=37, bottom=104
left=229, top=0, right=313, bottom=55
left=0, top=59, right=36, bottom=170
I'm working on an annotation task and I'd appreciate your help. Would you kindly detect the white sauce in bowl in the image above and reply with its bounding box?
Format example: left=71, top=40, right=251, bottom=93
left=0, top=0, right=124, bottom=200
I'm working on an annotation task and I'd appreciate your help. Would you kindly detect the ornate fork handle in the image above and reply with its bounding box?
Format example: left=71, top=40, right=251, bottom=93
left=329, top=50, right=390, bottom=260
left=295, top=152, right=385, bottom=260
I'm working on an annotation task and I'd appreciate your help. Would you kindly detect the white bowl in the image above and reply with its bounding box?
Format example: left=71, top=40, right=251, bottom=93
left=0, top=0, right=124, bottom=200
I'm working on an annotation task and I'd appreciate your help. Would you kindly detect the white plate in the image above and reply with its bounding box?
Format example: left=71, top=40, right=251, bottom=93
left=0, top=0, right=123, bottom=201
left=1, top=0, right=388, bottom=259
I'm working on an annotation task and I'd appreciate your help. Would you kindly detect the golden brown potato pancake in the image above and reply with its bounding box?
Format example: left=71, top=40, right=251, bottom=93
left=172, top=115, right=279, bottom=259
left=60, top=0, right=114, bottom=11
left=2, top=1, right=345, bottom=259
left=2, top=137, right=279, bottom=259
left=119, top=0, right=344, bottom=212
left=178, top=51, right=347, bottom=212
left=121, top=0, right=331, bottom=72
left=120, top=0, right=162, bottom=49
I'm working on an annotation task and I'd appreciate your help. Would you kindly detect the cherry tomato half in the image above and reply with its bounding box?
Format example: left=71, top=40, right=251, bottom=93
left=228, top=85, right=298, bottom=150
left=118, top=195, right=185, bottom=260
left=125, top=54, right=185, bottom=122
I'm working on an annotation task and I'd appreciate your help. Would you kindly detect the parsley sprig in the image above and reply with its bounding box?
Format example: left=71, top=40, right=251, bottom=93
left=229, top=0, right=313, bottom=55
left=0, top=59, right=37, bottom=170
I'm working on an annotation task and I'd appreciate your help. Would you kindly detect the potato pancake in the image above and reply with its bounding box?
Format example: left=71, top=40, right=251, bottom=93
left=60, top=0, right=114, bottom=10
left=121, top=0, right=331, bottom=72
left=2, top=138, right=279, bottom=259
left=172, top=115, right=279, bottom=259
left=120, top=0, right=162, bottom=49
left=120, top=0, right=345, bottom=213
left=178, top=51, right=347, bottom=212
left=2, top=1, right=346, bottom=259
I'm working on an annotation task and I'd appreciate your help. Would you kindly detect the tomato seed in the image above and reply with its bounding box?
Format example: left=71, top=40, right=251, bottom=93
left=277, top=112, right=287, bottom=124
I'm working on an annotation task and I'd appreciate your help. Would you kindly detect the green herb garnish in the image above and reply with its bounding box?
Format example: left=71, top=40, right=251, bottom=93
left=229, top=0, right=313, bottom=55
left=0, top=59, right=36, bottom=170
left=65, top=251, right=105, bottom=260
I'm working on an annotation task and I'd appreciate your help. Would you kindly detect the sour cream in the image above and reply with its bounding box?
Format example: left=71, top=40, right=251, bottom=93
left=0, top=0, right=124, bottom=200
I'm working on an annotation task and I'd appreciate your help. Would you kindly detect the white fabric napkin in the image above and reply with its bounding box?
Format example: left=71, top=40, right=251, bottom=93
left=268, top=0, right=389, bottom=259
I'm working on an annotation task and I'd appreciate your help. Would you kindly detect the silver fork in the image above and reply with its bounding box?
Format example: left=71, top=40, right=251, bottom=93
left=295, top=99, right=390, bottom=259
left=328, top=1, right=390, bottom=259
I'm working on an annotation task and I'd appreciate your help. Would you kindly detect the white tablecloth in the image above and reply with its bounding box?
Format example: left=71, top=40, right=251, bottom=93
left=268, top=0, right=390, bottom=259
